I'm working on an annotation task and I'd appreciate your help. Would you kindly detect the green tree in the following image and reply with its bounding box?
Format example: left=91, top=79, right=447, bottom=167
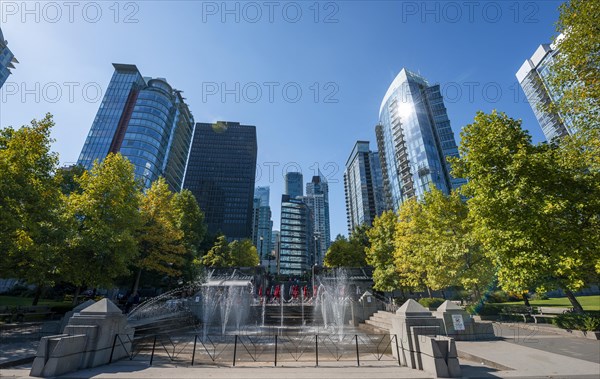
left=0, top=114, right=64, bottom=305
left=397, top=189, right=494, bottom=299
left=202, top=235, right=231, bottom=267
left=324, top=234, right=367, bottom=268
left=172, top=189, right=207, bottom=282
left=451, top=111, right=600, bottom=312
left=366, top=211, right=402, bottom=292
left=229, top=239, right=259, bottom=267
left=202, top=237, right=259, bottom=267
left=56, top=164, right=86, bottom=195
left=63, top=153, right=141, bottom=292
left=133, top=177, right=186, bottom=293
left=546, top=0, right=600, bottom=135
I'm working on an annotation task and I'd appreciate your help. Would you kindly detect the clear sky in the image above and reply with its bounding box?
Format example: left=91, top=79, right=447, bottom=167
left=0, top=0, right=563, bottom=239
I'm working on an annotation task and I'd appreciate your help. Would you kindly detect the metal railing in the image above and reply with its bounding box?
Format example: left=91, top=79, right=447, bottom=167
left=109, top=332, right=404, bottom=367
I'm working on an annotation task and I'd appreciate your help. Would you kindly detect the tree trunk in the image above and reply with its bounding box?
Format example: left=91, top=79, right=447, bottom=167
left=132, top=268, right=142, bottom=295
left=72, top=286, right=82, bottom=306
left=564, top=289, right=584, bottom=313
left=523, top=292, right=531, bottom=307
left=426, top=286, right=433, bottom=298
left=32, top=286, right=43, bottom=306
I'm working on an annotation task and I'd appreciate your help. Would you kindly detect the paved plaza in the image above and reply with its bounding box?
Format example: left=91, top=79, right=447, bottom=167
left=1, top=321, right=598, bottom=379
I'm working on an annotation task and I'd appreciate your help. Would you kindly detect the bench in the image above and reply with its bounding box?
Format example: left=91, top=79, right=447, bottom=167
left=532, top=307, right=572, bottom=324
left=500, top=306, right=533, bottom=323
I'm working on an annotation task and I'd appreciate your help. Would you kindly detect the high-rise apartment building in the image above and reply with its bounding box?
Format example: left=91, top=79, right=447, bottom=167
left=252, top=186, right=273, bottom=263
left=516, top=35, right=573, bottom=142
left=304, top=173, right=331, bottom=265
left=284, top=172, right=303, bottom=198
left=376, top=68, right=464, bottom=211
left=279, top=195, right=313, bottom=276
left=0, top=28, right=17, bottom=88
left=183, top=122, right=257, bottom=241
left=344, top=141, right=386, bottom=232
left=77, top=64, right=194, bottom=191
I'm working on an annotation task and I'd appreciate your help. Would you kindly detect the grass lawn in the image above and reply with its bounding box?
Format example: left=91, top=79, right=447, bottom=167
left=503, top=295, right=600, bottom=311
left=0, top=295, right=71, bottom=308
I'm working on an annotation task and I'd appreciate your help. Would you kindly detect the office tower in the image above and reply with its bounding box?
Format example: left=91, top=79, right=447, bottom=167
left=516, top=34, right=573, bottom=141
left=183, top=121, right=257, bottom=241
left=376, top=68, right=464, bottom=212
left=344, top=141, right=386, bottom=233
left=279, top=195, right=313, bottom=276
left=0, top=27, right=18, bottom=88
left=77, top=64, right=194, bottom=191
left=252, top=186, right=273, bottom=264
left=304, top=173, right=331, bottom=265
left=284, top=172, right=303, bottom=198
left=254, top=186, right=270, bottom=207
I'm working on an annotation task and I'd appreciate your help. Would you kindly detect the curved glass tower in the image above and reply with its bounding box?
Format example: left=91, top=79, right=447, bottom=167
left=78, top=64, right=194, bottom=191
left=376, top=69, right=464, bottom=211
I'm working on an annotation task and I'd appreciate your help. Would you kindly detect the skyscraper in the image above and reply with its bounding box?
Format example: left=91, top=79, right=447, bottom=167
left=344, top=141, right=386, bottom=233
left=279, top=195, right=313, bottom=276
left=0, top=27, right=18, bottom=88
left=304, top=173, right=331, bottom=265
left=516, top=35, right=573, bottom=142
left=284, top=172, right=303, bottom=198
left=376, top=68, right=464, bottom=211
left=183, top=121, right=257, bottom=241
left=252, top=186, right=273, bottom=264
left=77, top=63, right=194, bottom=191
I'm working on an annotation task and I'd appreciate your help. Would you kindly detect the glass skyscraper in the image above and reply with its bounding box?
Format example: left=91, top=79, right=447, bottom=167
left=344, top=141, right=385, bottom=233
left=0, top=28, right=18, bottom=88
left=183, top=122, right=257, bottom=241
left=252, top=186, right=273, bottom=266
left=377, top=68, right=464, bottom=211
left=304, top=173, right=331, bottom=265
left=77, top=63, right=194, bottom=191
left=279, top=195, right=313, bottom=276
left=284, top=172, right=304, bottom=198
left=516, top=35, right=574, bottom=142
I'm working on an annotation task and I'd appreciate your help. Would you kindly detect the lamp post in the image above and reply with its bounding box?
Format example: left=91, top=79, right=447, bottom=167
left=259, top=236, right=264, bottom=268
left=312, top=235, right=319, bottom=296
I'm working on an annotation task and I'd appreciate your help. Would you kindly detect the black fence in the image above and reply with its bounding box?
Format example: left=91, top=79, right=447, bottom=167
left=110, top=332, right=403, bottom=367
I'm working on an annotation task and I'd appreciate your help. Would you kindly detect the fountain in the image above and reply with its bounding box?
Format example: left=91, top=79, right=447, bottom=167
left=314, top=268, right=351, bottom=339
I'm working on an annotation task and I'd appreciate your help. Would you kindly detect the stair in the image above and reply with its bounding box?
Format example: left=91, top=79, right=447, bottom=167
left=359, top=310, right=394, bottom=333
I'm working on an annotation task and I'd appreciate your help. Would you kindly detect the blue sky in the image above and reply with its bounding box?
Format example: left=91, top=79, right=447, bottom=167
left=0, top=1, right=563, bottom=238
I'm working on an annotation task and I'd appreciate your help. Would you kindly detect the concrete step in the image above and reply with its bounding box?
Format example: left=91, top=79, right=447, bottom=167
left=358, top=322, right=389, bottom=335
left=365, top=319, right=391, bottom=331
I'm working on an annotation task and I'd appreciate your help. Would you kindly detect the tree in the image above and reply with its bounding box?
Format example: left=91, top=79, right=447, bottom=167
left=172, top=189, right=207, bottom=282
left=0, top=114, right=64, bottom=305
left=229, top=239, right=259, bottom=267
left=63, top=153, right=141, bottom=292
left=450, top=111, right=600, bottom=312
left=546, top=0, right=600, bottom=135
left=323, top=234, right=367, bottom=268
left=366, top=211, right=402, bottom=292
left=395, top=189, right=494, bottom=299
left=202, top=235, right=231, bottom=267
left=202, top=237, right=259, bottom=267
left=133, top=177, right=186, bottom=294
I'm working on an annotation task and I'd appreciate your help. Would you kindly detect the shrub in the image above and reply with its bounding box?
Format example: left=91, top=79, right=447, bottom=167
left=466, top=303, right=503, bottom=316
left=531, top=292, right=549, bottom=301
left=418, top=297, right=445, bottom=309
left=553, top=313, right=600, bottom=331
left=486, top=291, right=509, bottom=303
